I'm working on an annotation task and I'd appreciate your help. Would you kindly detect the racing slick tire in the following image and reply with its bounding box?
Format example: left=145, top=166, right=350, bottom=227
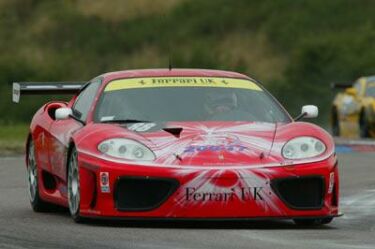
left=67, top=147, right=83, bottom=222
left=27, top=140, right=53, bottom=212
left=359, top=112, right=370, bottom=138
left=331, top=108, right=340, bottom=137
left=293, top=217, right=333, bottom=226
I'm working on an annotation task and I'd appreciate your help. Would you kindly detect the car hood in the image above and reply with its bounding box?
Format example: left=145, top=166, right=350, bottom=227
left=75, top=121, right=334, bottom=167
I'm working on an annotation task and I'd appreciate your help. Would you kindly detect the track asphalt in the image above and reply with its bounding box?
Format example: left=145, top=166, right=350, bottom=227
left=0, top=153, right=374, bottom=249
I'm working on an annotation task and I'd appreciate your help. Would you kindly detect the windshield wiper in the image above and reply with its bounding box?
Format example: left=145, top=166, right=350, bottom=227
left=100, top=119, right=152, bottom=124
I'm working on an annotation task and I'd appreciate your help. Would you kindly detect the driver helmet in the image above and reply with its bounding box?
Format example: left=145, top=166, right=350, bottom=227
left=204, top=91, right=238, bottom=115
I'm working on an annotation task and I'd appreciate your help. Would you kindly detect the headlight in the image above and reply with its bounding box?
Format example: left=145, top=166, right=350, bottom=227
left=282, top=136, right=326, bottom=159
left=98, top=138, right=155, bottom=161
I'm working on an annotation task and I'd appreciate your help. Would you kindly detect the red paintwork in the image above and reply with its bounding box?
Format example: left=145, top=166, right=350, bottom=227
left=27, top=69, right=339, bottom=219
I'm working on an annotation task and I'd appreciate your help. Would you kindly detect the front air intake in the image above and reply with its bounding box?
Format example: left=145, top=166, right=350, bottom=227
left=271, top=176, right=325, bottom=210
left=114, top=176, right=179, bottom=211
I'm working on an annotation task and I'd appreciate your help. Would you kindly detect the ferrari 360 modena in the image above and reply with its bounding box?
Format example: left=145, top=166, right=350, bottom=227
left=13, top=69, right=340, bottom=225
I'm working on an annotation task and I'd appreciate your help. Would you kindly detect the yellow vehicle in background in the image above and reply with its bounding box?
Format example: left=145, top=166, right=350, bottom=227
left=331, top=76, right=375, bottom=138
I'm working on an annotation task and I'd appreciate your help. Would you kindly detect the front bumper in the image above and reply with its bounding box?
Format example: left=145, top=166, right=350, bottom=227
left=78, top=152, right=339, bottom=219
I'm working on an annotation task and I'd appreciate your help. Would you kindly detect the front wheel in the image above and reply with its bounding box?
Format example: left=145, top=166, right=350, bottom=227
left=67, top=147, right=82, bottom=222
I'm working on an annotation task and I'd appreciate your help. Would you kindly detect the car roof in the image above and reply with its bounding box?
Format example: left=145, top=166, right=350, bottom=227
left=100, top=68, right=254, bottom=83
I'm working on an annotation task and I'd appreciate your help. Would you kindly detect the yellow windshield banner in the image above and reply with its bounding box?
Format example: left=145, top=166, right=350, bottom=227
left=104, top=77, right=262, bottom=92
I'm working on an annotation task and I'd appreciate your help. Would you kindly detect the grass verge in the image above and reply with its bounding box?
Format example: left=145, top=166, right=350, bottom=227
left=0, top=124, right=29, bottom=156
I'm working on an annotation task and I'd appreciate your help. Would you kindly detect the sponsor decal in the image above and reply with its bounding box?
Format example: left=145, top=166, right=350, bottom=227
left=100, top=172, right=110, bottom=193
left=328, top=172, right=335, bottom=194
left=185, top=187, right=264, bottom=202
left=170, top=168, right=284, bottom=214
left=104, top=77, right=262, bottom=92
left=40, top=132, right=46, bottom=147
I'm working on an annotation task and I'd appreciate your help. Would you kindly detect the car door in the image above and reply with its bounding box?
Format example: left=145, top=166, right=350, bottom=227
left=48, top=79, right=102, bottom=181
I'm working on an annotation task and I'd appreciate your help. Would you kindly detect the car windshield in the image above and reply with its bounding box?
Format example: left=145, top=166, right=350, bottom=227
left=94, top=77, right=291, bottom=123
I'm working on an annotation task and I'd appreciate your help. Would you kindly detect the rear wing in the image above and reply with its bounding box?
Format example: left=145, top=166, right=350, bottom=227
left=12, top=82, right=86, bottom=103
left=330, top=82, right=353, bottom=90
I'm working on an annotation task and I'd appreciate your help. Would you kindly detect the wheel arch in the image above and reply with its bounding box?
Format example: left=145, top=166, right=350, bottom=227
left=66, top=140, right=77, bottom=179
left=25, top=133, right=33, bottom=167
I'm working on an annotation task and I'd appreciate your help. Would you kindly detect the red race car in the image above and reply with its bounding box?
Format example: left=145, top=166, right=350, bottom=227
left=13, top=69, right=340, bottom=224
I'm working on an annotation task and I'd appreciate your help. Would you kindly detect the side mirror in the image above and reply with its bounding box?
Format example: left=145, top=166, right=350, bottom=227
left=55, top=107, right=72, bottom=120
left=301, top=105, right=318, bottom=118
left=345, top=87, right=357, bottom=96
left=294, top=105, right=318, bottom=121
